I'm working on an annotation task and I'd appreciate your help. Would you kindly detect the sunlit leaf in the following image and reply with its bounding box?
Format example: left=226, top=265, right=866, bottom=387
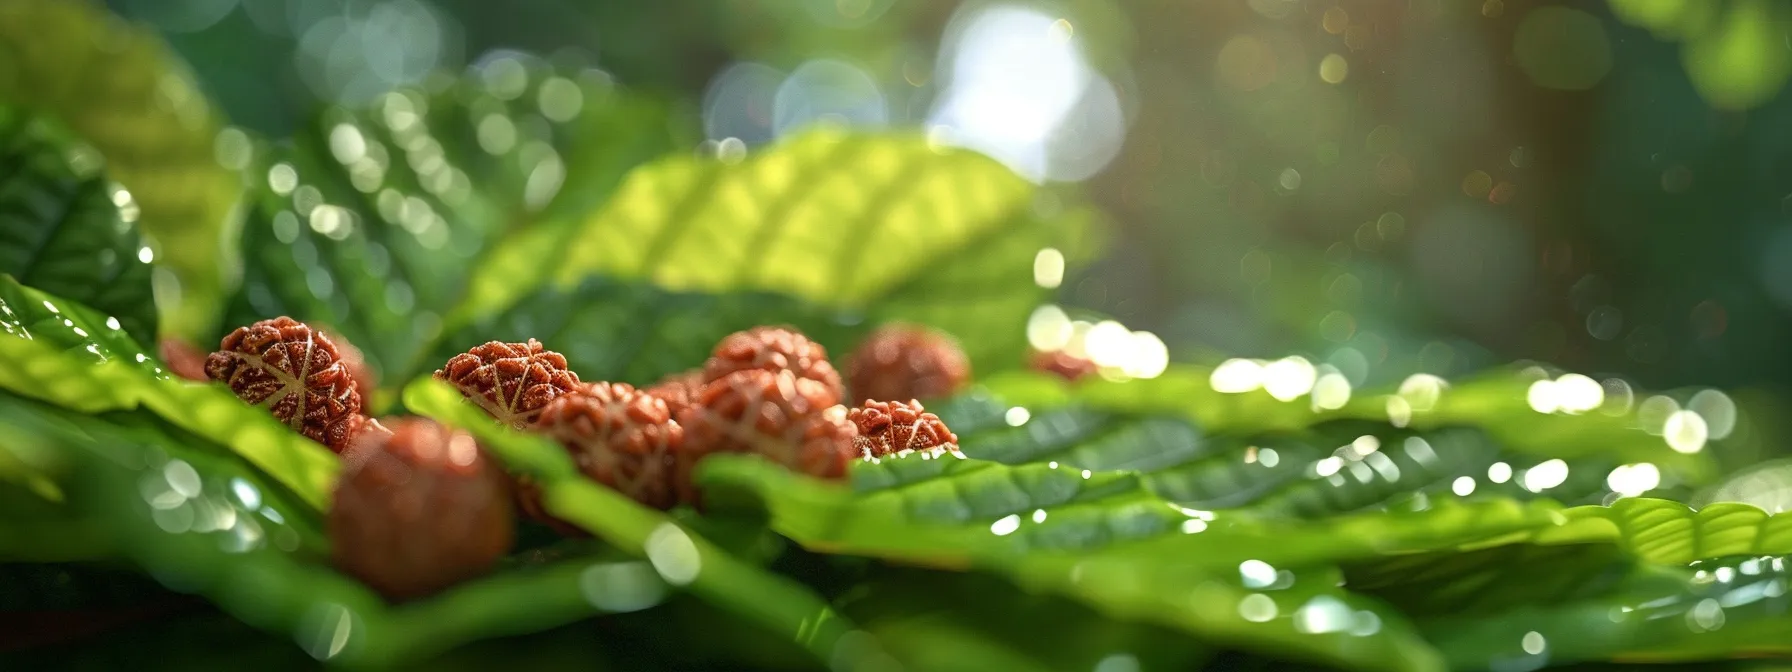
left=220, top=58, right=687, bottom=390
left=0, top=0, right=239, bottom=338
left=491, top=129, right=1090, bottom=374
left=0, top=288, right=337, bottom=509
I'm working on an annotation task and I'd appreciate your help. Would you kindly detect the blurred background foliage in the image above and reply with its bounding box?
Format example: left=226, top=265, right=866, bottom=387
left=78, top=0, right=1792, bottom=402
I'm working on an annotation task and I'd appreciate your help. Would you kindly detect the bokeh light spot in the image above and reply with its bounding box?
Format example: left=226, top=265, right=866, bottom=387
left=1513, top=7, right=1613, bottom=91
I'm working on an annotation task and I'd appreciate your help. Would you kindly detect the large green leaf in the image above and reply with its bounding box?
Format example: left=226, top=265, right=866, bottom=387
left=220, top=56, right=687, bottom=389
left=0, top=110, right=157, bottom=345
left=0, top=393, right=680, bottom=669
left=0, top=0, right=239, bottom=338
left=1019, top=363, right=1716, bottom=484
left=462, top=129, right=1091, bottom=375
left=950, top=372, right=1690, bottom=516
left=432, top=276, right=864, bottom=388
left=0, top=287, right=336, bottom=509
left=692, top=371, right=1792, bottom=672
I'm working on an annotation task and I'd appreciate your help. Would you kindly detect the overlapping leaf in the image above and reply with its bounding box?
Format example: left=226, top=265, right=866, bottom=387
left=0, top=110, right=157, bottom=345
left=0, top=392, right=677, bottom=669
left=0, top=0, right=238, bottom=338
left=458, top=129, right=1093, bottom=376
left=0, top=285, right=336, bottom=508
left=430, top=276, right=864, bottom=388
left=404, top=378, right=871, bottom=669
left=220, top=56, right=687, bottom=389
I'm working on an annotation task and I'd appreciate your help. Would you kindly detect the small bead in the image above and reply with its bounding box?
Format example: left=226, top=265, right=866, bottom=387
left=434, top=339, right=581, bottom=429
left=676, top=369, right=856, bottom=505
left=702, top=326, right=844, bottom=406
left=158, top=337, right=208, bottom=382
left=847, top=399, right=959, bottom=459
left=206, top=317, right=362, bottom=452
left=330, top=418, right=513, bottom=601
left=536, top=382, right=684, bottom=511
left=845, top=324, right=970, bottom=405
left=1030, top=349, right=1098, bottom=382
left=314, top=324, right=377, bottom=398
left=643, top=369, right=705, bottom=420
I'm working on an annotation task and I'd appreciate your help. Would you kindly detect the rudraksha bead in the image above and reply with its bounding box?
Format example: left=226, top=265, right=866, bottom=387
left=642, top=369, right=705, bottom=420
left=536, top=382, right=684, bottom=510
left=702, top=326, right=844, bottom=406
left=205, top=317, right=362, bottom=451
left=845, top=324, right=970, bottom=404
left=434, top=339, right=581, bottom=429
left=330, top=418, right=513, bottom=601
left=847, top=399, right=959, bottom=459
left=675, top=369, right=856, bottom=505
left=1029, top=349, right=1099, bottom=382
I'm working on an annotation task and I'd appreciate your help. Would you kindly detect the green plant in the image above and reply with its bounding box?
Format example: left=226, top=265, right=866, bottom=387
left=3, top=18, right=1790, bottom=672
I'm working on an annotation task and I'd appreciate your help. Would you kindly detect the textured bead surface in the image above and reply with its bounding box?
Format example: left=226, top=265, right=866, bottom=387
left=676, top=369, right=856, bottom=504
left=537, top=382, right=684, bottom=510
left=845, top=324, right=970, bottom=405
left=1030, top=349, right=1099, bottom=382
left=702, top=326, right=844, bottom=406
left=205, top=317, right=363, bottom=452
left=315, top=325, right=377, bottom=398
left=643, top=369, right=705, bottom=420
left=330, top=418, right=514, bottom=601
left=848, top=399, right=959, bottom=459
left=434, top=339, right=581, bottom=428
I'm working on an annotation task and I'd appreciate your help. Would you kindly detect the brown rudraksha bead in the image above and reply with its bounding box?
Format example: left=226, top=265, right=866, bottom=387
left=1029, top=349, right=1099, bottom=382
left=847, top=399, right=960, bottom=459
left=314, top=325, right=377, bottom=398
left=675, top=369, right=856, bottom=505
left=642, top=369, right=705, bottom=420
left=844, top=324, right=970, bottom=405
left=345, top=414, right=394, bottom=445
left=702, top=326, right=844, bottom=406
left=434, top=339, right=581, bottom=429
left=205, top=317, right=363, bottom=452
left=330, top=418, right=514, bottom=601
left=158, top=336, right=209, bottom=382
left=536, top=382, right=684, bottom=510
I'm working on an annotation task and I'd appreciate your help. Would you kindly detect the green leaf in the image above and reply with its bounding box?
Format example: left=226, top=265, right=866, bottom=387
left=482, top=129, right=1089, bottom=374
left=0, top=288, right=337, bottom=509
left=0, top=110, right=158, bottom=346
left=0, top=274, right=154, bottom=370
left=432, top=275, right=865, bottom=387
left=0, top=393, right=679, bottom=669
left=403, top=377, right=875, bottom=669
left=957, top=373, right=1676, bottom=515
left=839, top=567, right=1214, bottom=672
left=693, top=369, right=1792, bottom=671
left=0, top=0, right=240, bottom=338
left=1417, top=552, right=1792, bottom=668
left=221, top=58, right=688, bottom=389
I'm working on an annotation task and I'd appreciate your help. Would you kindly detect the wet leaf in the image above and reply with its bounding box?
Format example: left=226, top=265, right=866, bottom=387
left=0, top=288, right=337, bottom=509
left=0, top=392, right=669, bottom=669
left=0, top=110, right=158, bottom=346
left=0, top=0, right=238, bottom=338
